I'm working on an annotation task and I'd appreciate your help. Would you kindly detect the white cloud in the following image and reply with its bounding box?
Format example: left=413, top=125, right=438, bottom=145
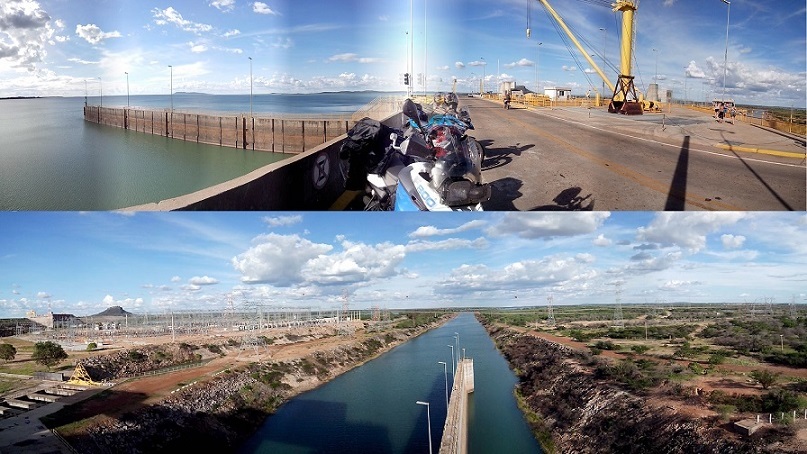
left=210, top=0, right=236, bottom=12
left=171, top=276, right=182, bottom=282
left=67, top=57, right=98, bottom=65
left=189, top=43, right=208, bottom=53
left=455, top=62, right=465, bottom=69
left=253, top=2, right=278, bottom=15
left=189, top=276, right=219, bottom=285
left=491, top=212, right=611, bottom=239
left=638, top=212, right=746, bottom=252
left=36, top=291, right=51, bottom=299
left=721, top=234, right=746, bottom=249
left=504, top=58, right=533, bottom=68
left=685, top=60, right=706, bottom=79
left=406, top=237, right=488, bottom=252
left=327, top=53, right=381, bottom=64
left=222, top=29, right=240, bottom=38
left=232, top=233, right=333, bottom=284
left=409, top=220, right=486, bottom=238
left=263, top=215, right=302, bottom=227
left=0, top=0, right=58, bottom=69
left=152, top=7, right=213, bottom=34
left=303, top=240, right=406, bottom=285
left=593, top=234, right=611, bottom=247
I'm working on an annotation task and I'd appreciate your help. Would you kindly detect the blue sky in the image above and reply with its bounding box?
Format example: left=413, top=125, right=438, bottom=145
left=0, top=0, right=804, bottom=106
left=1, top=212, right=805, bottom=318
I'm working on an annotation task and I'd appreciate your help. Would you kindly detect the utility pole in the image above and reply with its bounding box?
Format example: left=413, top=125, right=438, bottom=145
left=720, top=0, right=731, bottom=103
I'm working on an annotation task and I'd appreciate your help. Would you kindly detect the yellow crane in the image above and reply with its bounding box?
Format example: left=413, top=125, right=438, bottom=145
left=536, top=0, right=649, bottom=114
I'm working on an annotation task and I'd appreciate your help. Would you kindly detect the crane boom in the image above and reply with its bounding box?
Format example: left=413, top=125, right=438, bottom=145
left=536, top=0, right=614, bottom=93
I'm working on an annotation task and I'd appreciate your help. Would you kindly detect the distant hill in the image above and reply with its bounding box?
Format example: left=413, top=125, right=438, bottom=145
left=90, top=306, right=134, bottom=317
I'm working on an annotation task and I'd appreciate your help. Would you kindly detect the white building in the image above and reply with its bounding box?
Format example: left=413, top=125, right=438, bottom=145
left=544, top=87, right=572, bottom=101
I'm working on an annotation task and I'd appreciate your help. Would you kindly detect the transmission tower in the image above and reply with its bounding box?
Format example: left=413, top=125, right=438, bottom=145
left=546, top=294, right=556, bottom=326
left=612, top=282, right=624, bottom=328
left=341, top=289, right=350, bottom=323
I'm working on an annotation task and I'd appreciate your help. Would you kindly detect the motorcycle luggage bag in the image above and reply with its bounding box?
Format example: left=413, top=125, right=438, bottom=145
left=339, top=117, right=398, bottom=190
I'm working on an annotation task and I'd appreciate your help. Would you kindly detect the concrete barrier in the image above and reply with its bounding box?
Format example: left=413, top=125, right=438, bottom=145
left=440, top=358, right=474, bottom=454
left=127, top=112, right=405, bottom=211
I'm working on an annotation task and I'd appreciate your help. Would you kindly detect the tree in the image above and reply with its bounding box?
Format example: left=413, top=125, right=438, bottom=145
left=750, top=369, right=779, bottom=390
left=86, top=342, right=97, bottom=351
left=32, top=341, right=68, bottom=369
left=0, top=343, right=16, bottom=361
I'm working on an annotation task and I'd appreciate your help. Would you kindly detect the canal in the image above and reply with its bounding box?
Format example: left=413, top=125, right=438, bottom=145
left=240, top=313, right=541, bottom=454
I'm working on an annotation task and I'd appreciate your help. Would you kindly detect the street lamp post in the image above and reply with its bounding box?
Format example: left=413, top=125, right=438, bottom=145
left=168, top=65, right=173, bottom=112
left=415, top=401, right=432, bottom=454
left=125, top=72, right=129, bottom=107
left=480, top=57, right=485, bottom=95
left=600, top=27, right=607, bottom=96
left=536, top=42, right=542, bottom=94
left=248, top=57, right=253, bottom=119
left=652, top=48, right=658, bottom=84
left=438, top=361, right=448, bottom=409
left=454, top=332, right=460, bottom=366
left=720, top=0, right=730, bottom=103
left=448, top=345, right=455, bottom=377
left=780, top=334, right=784, bottom=352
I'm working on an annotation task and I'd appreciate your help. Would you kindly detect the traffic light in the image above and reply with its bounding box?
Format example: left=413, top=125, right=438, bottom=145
left=403, top=73, right=410, bottom=85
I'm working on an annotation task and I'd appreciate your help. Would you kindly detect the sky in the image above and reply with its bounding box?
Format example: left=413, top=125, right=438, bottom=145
left=0, top=0, right=804, bottom=107
left=1, top=211, right=805, bottom=318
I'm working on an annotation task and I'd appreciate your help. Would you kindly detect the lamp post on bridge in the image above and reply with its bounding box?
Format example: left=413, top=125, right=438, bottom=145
left=415, top=401, right=433, bottom=454
left=454, top=332, right=460, bottom=366
left=448, top=345, right=455, bottom=378
left=438, top=361, right=448, bottom=410
left=248, top=56, right=253, bottom=119
left=720, top=0, right=730, bottom=104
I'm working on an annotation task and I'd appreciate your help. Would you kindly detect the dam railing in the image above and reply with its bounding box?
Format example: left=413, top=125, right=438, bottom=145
left=83, top=96, right=404, bottom=154
left=440, top=358, right=474, bottom=454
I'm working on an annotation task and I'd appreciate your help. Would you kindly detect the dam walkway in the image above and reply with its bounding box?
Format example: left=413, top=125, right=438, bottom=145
left=439, top=358, right=474, bottom=454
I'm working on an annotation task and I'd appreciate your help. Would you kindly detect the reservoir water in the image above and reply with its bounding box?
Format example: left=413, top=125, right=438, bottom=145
left=240, top=313, right=541, bottom=454
left=0, top=92, right=396, bottom=210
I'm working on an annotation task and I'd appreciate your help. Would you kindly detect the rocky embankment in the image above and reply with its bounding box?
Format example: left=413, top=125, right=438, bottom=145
left=482, top=322, right=769, bottom=454
left=55, top=318, right=451, bottom=453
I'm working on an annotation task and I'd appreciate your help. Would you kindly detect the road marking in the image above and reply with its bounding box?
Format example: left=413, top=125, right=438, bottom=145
left=713, top=143, right=805, bottom=159
left=530, top=108, right=804, bottom=169
left=501, top=113, right=744, bottom=210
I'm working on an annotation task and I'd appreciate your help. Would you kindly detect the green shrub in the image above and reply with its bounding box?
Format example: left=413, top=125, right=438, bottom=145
left=86, top=342, right=97, bottom=351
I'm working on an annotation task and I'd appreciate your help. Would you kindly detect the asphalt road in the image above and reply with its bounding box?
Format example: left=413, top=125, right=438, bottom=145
left=464, top=98, right=806, bottom=211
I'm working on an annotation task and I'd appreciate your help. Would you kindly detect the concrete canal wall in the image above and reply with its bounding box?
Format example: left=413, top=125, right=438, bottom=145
left=83, top=96, right=403, bottom=154
left=85, top=105, right=354, bottom=154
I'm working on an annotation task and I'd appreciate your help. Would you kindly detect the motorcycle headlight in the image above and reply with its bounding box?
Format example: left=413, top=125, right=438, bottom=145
left=440, top=179, right=491, bottom=206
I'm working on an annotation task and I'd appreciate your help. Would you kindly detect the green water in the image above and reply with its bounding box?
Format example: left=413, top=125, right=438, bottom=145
left=0, top=97, right=287, bottom=210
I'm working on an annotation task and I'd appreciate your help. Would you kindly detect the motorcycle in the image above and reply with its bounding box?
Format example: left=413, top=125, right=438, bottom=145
left=359, top=99, right=490, bottom=211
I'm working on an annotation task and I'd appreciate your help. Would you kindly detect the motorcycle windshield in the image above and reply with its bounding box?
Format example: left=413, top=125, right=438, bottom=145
left=428, top=125, right=483, bottom=188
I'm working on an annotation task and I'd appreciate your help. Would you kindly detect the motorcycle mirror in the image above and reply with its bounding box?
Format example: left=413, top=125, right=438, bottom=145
left=402, top=99, right=423, bottom=131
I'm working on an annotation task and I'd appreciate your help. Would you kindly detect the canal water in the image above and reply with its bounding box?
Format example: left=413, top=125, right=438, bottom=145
left=0, top=92, right=398, bottom=210
left=240, top=313, right=541, bottom=454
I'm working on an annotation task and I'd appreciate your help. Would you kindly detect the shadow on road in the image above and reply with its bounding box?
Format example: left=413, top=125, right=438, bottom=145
left=532, top=187, right=594, bottom=211
left=478, top=139, right=534, bottom=171
left=664, top=135, right=690, bottom=210
left=483, top=177, right=523, bottom=210
left=720, top=132, right=795, bottom=210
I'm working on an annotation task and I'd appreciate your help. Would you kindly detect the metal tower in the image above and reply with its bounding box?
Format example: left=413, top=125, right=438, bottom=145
left=546, top=294, right=556, bottom=326
left=612, top=282, right=624, bottom=328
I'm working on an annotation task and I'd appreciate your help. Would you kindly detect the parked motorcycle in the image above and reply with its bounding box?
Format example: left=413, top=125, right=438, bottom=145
left=341, top=99, right=490, bottom=211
